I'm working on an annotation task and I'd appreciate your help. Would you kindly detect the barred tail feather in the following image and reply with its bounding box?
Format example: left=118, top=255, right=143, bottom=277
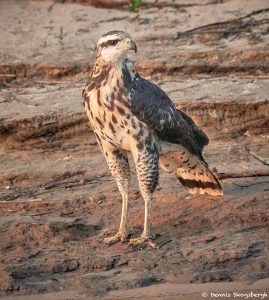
left=159, top=147, right=223, bottom=196
left=176, top=167, right=223, bottom=196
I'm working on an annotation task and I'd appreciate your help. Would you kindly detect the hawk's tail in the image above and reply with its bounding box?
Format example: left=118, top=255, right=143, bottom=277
left=159, top=148, right=223, bottom=196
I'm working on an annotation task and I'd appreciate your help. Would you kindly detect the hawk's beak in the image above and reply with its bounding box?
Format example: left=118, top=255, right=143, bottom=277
left=129, top=40, right=137, bottom=53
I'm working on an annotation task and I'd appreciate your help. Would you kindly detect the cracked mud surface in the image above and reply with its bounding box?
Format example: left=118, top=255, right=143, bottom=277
left=0, top=0, right=269, bottom=299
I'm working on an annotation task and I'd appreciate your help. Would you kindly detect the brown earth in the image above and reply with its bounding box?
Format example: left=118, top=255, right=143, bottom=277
left=0, top=0, right=269, bottom=299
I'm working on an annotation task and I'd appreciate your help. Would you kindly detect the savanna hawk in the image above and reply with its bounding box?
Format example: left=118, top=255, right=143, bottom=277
left=82, top=31, right=223, bottom=246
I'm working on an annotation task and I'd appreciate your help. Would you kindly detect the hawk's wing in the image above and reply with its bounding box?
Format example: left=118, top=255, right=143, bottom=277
left=128, top=78, right=209, bottom=158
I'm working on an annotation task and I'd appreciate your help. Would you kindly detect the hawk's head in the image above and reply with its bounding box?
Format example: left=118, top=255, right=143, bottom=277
left=96, top=31, right=137, bottom=62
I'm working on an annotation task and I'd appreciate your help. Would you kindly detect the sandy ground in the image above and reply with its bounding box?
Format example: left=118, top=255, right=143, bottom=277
left=0, top=132, right=269, bottom=299
left=0, top=0, right=269, bottom=299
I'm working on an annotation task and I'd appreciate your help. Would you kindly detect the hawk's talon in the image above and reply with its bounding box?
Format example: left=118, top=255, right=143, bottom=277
left=104, top=231, right=129, bottom=246
left=128, top=236, right=159, bottom=249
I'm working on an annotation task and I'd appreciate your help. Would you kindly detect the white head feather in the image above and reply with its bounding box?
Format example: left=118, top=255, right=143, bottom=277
left=96, top=31, right=137, bottom=62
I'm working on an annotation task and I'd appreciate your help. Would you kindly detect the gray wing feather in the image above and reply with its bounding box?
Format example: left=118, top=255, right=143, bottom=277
left=128, top=78, right=208, bottom=157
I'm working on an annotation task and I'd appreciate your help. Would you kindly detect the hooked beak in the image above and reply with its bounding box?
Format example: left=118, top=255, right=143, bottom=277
left=129, top=40, right=137, bottom=53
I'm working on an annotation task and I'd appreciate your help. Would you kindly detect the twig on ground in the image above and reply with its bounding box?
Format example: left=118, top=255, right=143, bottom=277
left=157, top=238, right=172, bottom=248
left=24, top=209, right=62, bottom=217
left=233, top=180, right=269, bottom=188
left=218, top=170, right=269, bottom=180
left=77, top=0, right=224, bottom=9
left=0, top=175, right=112, bottom=202
left=42, top=175, right=112, bottom=190
left=35, top=80, right=70, bottom=85
left=177, top=8, right=269, bottom=37
left=2, top=198, right=42, bottom=203
left=249, top=151, right=269, bottom=166
left=0, top=74, right=16, bottom=78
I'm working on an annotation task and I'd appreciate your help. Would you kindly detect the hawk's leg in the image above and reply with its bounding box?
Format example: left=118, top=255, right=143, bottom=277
left=104, top=150, right=130, bottom=246
left=130, top=149, right=159, bottom=246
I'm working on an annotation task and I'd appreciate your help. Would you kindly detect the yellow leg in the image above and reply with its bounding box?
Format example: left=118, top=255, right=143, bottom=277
left=104, top=193, right=129, bottom=246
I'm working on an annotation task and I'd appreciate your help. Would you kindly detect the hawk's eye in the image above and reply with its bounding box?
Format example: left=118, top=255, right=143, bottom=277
left=110, top=40, right=118, bottom=46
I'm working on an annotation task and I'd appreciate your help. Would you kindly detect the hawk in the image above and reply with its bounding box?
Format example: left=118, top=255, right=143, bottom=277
left=82, top=31, right=223, bottom=246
